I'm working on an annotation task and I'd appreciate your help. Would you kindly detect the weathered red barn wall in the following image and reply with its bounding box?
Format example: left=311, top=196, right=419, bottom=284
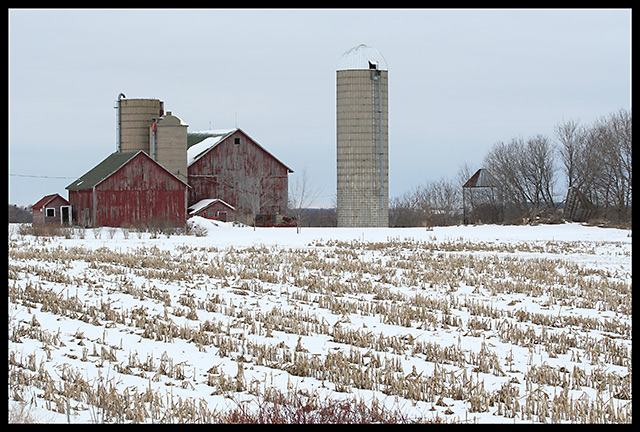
left=68, top=189, right=92, bottom=227
left=97, top=154, right=186, bottom=227
left=69, top=153, right=187, bottom=227
left=188, top=130, right=289, bottom=219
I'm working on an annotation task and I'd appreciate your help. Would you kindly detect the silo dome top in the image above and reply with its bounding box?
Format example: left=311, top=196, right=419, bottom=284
left=337, top=44, right=388, bottom=71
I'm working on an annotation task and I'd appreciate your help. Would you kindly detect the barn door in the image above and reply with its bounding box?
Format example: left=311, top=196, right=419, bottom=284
left=60, top=206, right=71, bottom=225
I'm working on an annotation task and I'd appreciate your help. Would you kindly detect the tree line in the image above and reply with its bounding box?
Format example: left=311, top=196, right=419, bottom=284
left=390, top=108, right=631, bottom=227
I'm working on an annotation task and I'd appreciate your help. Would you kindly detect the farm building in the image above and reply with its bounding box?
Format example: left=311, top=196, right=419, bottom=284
left=66, top=150, right=189, bottom=228
left=187, top=128, right=293, bottom=225
left=188, top=198, right=236, bottom=222
left=32, top=193, right=71, bottom=225
left=462, top=168, right=503, bottom=225
left=59, top=96, right=292, bottom=227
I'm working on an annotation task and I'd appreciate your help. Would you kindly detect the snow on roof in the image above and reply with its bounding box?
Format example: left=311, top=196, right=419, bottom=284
left=337, top=44, right=388, bottom=71
left=187, top=129, right=236, bottom=166
left=188, top=198, right=235, bottom=214
left=187, top=128, right=293, bottom=173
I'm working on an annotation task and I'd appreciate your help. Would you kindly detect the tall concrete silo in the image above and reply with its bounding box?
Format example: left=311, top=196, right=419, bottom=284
left=150, top=112, right=188, bottom=181
left=116, top=97, right=164, bottom=153
left=336, top=44, right=389, bottom=227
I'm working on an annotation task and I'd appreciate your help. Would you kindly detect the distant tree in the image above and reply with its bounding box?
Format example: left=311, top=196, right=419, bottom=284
left=302, top=208, right=337, bottom=227
left=389, top=187, right=425, bottom=227
left=484, top=134, right=557, bottom=221
left=555, top=118, right=582, bottom=189
left=8, top=204, right=32, bottom=223
left=555, top=109, right=631, bottom=223
left=287, top=168, right=322, bottom=228
left=389, top=178, right=461, bottom=227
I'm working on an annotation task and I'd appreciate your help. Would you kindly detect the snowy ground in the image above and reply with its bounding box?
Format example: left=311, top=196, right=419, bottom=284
left=8, top=219, right=632, bottom=423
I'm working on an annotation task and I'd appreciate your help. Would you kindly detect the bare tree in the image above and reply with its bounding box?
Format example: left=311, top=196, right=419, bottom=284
left=389, top=187, right=425, bottom=227
left=484, top=135, right=557, bottom=221
left=522, top=135, right=557, bottom=208
left=555, top=109, right=631, bottom=223
left=555, top=118, right=583, bottom=189
left=287, top=167, right=322, bottom=228
left=390, top=177, right=462, bottom=227
left=586, top=109, right=632, bottom=221
left=425, top=178, right=461, bottom=226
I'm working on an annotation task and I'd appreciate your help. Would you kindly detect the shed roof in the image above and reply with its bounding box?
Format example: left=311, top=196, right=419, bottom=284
left=188, top=198, right=235, bottom=215
left=462, top=169, right=499, bottom=188
left=32, top=193, right=69, bottom=210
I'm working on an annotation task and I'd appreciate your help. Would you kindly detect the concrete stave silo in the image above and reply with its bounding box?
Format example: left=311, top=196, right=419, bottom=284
left=336, top=44, right=389, bottom=227
left=150, top=112, right=188, bottom=182
left=117, top=97, right=164, bottom=153
left=115, top=96, right=187, bottom=181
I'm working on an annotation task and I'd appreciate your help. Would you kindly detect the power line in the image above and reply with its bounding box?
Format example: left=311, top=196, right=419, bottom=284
left=10, top=173, right=77, bottom=180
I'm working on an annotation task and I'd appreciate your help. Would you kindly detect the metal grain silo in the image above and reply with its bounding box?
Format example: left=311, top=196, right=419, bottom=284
left=116, top=96, right=164, bottom=153
left=336, top=44, right=389, bottom=227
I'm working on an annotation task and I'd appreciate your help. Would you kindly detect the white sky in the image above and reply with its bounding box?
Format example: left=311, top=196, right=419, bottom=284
left=8, top=8, right=631, bottom=208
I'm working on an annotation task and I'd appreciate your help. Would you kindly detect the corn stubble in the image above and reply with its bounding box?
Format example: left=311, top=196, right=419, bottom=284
left=8, top=228, right=631, bottom=423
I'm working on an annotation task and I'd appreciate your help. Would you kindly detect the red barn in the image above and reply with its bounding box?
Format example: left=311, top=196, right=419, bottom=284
left=32, top=193, right=71, bottom=225
left=187, top=129, right=293, bottom=225
left=66, top=151, right=189, bottom=227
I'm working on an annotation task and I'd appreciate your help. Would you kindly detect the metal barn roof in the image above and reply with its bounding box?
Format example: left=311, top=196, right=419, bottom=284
left=66, top=150, right=189, bottom=191
left=463, top=169, right=499, bottom=188
left=337, top=44, right=388, bottom=71
left=66, top=152, right=140, bottom=191
left=186, top=128, right=294, bottom=172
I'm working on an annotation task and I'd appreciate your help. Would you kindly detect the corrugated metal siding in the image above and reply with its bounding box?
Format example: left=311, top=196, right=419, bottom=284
left=188, top=130, right=289, bottom=218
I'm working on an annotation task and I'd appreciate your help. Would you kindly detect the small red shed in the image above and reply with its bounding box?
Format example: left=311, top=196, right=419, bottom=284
left=187, top=128, right=293, bottom=225
left=188, top=198, right=236, bottom=222
left=66, top=151, right=189, bottom=227
left=32, top=194, right=71, bottom=225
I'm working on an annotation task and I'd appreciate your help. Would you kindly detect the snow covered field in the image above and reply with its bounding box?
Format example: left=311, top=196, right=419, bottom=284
left=8, top=219, right=632, bottom=423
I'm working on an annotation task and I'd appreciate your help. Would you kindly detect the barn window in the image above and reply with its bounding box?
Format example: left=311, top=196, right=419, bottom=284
left=234, top=137, right=241, bottom=145
left=46, top=208, right=55, bottom=218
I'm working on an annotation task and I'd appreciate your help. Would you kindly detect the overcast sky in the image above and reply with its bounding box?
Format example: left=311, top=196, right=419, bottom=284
left=9, top=8, right=631, bottom=208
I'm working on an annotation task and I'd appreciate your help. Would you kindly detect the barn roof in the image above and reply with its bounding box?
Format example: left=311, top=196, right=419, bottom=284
left=66, top=152, right=139, bottom=191
left=66, top=151, right=189, bottom=191
left=187, top=129, right=236, bottom=166
left=187, top=128, right=293, bottom=172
